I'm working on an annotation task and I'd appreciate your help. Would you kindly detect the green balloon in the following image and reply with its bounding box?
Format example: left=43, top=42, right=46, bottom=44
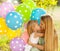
left=24, top=0, right=36, bottom=10
left=16, top=3, right=31, bottom=23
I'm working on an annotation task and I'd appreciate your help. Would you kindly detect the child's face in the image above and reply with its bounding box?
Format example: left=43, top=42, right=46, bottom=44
left=33, top=23, right=40, bottom=32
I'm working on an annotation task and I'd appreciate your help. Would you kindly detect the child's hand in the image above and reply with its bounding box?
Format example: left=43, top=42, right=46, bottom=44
left=28, top=41, right=33, bottom=45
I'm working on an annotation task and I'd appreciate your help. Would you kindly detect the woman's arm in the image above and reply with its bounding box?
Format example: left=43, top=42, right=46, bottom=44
left=28, top=41, right=44, bottom=50
left=35, top=33, right=44, bottom=37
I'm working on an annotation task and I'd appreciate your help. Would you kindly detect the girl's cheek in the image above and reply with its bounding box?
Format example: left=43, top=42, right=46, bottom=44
left=36, top=26, right=40, bottom=31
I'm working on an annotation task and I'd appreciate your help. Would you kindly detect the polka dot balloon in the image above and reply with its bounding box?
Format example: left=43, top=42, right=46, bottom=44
left=0, top=18, right=8, bottom=34
left=10, top=38, right=26, bottom=51
left=0, top=2, right=14, bottom=18
left=30, top=8, right=46, bottom=24
left=16, top=3, right=31, bottom=23
left=6, top=11, right=22, bottom=30
left=24, top=0, right=36, bottom=10
left=7, top=28, right=22, bottom=40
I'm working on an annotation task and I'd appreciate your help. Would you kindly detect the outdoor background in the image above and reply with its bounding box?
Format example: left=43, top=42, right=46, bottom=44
left=0, top=0, right=60, bottom=51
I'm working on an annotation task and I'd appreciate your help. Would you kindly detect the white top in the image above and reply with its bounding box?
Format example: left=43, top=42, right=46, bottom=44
left=24, top=33, right=39, bottom=51
left=29, top=33, right=39, bottom=44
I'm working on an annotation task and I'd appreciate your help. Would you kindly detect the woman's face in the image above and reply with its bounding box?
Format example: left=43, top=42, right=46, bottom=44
left=40, top=20, right=45, bottom=31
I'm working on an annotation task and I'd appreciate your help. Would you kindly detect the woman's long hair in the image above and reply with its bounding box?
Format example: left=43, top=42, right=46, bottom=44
left=41, top=15, right=58, bottom=51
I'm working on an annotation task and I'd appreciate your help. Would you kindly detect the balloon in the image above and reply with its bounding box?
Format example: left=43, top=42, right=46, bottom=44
left=21, top=29, right=29, bottom=44
left=16, top=3, right=31, bottom=23
left=0, top=2, right=14, bottom=18
left=23, top=23, right=27, bottom=29
left=10, top=38, right=26, bottom=51
left=7, top=28, right=22, bottom=40
left=0, top=18, right=8, bottom=34
left=6, top=11, right=22, bottom=30
left=24, top=0, right=36, bottom=10
left=22, top=0, right=28, bottom=2
left=30, top=8, right=46, bottom=24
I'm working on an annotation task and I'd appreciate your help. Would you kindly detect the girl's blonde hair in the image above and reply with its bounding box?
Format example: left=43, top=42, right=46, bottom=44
left=27, top=20, right=38, bottom=36
left=41, top=15, right=58, bottom=51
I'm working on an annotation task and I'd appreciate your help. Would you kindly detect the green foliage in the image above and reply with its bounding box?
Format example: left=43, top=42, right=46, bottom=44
left=21, top=0, right=58, bottom=10
left=33, top=0, right=58, bottom=9
left=0, top=43, right=11, bottom=51
left=0, top=35, right=10, bottom=51
left=21, top=0, right=31, bottom=2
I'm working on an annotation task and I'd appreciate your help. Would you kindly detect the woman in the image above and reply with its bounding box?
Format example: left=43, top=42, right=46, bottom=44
left=29, top=15, right=58, bottom=51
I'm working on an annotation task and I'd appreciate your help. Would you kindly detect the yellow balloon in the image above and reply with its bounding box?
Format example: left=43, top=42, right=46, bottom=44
left=7, top=28, right=22, bottom=40
left=0, top=18, right=8, bottom=34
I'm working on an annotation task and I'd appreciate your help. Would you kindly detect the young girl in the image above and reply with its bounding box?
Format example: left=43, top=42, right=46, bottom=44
left=30, top=15, right=58, bottom=51
left=24, top=20, right=44, bottom=51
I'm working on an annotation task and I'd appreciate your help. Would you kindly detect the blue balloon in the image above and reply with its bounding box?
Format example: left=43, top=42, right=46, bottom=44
left=6, top=11, right=22, bottom=30
left=30, top=8, right=46, bottom=24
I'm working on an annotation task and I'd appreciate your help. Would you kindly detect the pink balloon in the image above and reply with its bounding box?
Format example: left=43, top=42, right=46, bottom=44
left=21, top=30, right=29, bottom=44
left=0, top=2, right=14, bottom=18
left=24, top=23, right=27, bottom=29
